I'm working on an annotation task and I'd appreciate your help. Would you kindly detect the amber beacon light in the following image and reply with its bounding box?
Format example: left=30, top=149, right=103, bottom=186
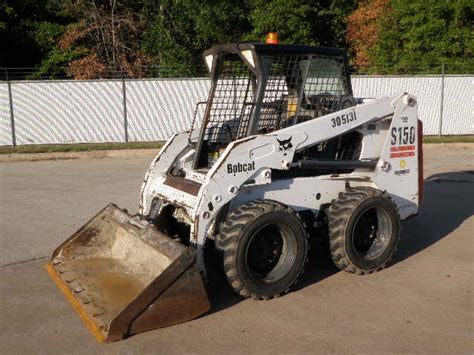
left=266, top=32, right=279, bottom=44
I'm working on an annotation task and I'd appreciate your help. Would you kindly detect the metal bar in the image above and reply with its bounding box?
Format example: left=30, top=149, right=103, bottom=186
left=122, top=75, right=129, bottom=142
left=192, top=55, right=220, bottom=169
left=294, top=55, right=311, bottom=125
left=290, top=158, right=378, bottom=170
left=189, top=101, right=208, bottom=142
left=6, top=68, right=16, bottom=146
left=236, top=76, right=252, bottom=138
left=247, top=64, right=269, bottom=136
left=438, top=62, right=445, bottom=137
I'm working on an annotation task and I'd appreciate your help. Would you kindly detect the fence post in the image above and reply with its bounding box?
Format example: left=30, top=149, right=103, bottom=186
left=6, top=68, right=17, bottom=146
left=122, top=74, right=129, bottom=142
left=438, top=62, right=445, bottom=137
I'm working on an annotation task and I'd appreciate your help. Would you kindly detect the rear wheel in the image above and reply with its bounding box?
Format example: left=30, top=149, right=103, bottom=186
left=328, top=187, right=400, bottom=274
left=218, top=200, right=308, bottom=299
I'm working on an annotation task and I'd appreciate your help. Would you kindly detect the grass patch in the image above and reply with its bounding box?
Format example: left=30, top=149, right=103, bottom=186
left=0, top=136, right=472, bottom=155
left=0, top=141, right=164, bottom=154
left=423, top=135, right=474, bottom=143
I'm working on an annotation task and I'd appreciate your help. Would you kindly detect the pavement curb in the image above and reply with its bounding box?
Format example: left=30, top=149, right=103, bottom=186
left=0, top=143, right=471, bottom=163
left=0, top=148, right=159, bottom=163
left=423, top=143, right=474, bottom=149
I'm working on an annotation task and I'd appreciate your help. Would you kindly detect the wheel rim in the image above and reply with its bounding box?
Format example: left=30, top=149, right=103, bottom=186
left=351, top=206, right=392, bottom=261
left=245, top=222, right=297, bottom=284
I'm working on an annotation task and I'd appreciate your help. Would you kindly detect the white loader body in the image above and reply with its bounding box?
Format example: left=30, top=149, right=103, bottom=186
left=48, top=42, right=423, bottom=342
left=140, top=92, right=421, bottom=271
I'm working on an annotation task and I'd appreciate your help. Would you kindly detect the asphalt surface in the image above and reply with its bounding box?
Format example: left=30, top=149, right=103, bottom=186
left=0, top=145, right=473, bottom=354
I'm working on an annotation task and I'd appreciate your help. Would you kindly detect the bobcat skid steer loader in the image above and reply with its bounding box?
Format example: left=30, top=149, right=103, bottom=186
left=47, top=42, right=423, bottom=342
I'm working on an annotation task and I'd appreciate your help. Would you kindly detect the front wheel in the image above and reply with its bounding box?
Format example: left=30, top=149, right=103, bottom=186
left=218, top=200, right=308, bottom=299
left=328, top=187, right=400, bottom=274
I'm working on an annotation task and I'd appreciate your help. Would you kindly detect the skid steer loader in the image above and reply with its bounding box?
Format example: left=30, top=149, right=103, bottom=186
left=47, top=41, right=423, bottom=342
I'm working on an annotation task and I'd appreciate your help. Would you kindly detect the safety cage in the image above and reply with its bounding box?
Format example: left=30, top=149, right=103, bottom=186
left=191, top=43, right=354, bottom=169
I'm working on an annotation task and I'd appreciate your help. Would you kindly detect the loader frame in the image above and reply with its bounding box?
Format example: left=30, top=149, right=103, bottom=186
left=48, top=42, right=422, bottom=343
left=139, top=43, right=421, bottom=273
left=140, top=96, right=420, bottom=272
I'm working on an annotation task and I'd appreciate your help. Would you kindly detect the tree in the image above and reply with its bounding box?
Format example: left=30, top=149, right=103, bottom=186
left=247, top=0, right=357, bottom=48
left=371, top=0, right=474, bottom=74
left=0, top=0, right=358, bottom=78
left=142, top=0, right=250, bottom=76
left=55, top=0, right=150, bottom=79
left=349, top=0, right=474, bottom=74
left=142, top=0, right=356, bottom=76
left=246, top=0, right=314, bottom=44
left=5, top=0, right=471, bottom=78
left=346, top=0, right=390, bottom=70
left=0, top=0, right=70, bottom=69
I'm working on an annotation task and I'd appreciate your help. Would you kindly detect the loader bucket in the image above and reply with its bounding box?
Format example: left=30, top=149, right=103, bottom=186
left=46, top=203, right=210, bottom=343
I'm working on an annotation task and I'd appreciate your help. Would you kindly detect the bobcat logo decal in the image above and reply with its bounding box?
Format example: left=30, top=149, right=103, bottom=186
left=277, top=137, right=293, bottom=156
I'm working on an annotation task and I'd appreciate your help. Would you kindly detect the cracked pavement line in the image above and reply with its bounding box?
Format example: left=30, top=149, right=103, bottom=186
left=0, top=256, right=48, bottom=268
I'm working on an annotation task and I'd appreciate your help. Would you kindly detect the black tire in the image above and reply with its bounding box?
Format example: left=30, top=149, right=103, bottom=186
left=218, top=200, right=308, bottom=299
left=328, top=187, right=400, bottom=274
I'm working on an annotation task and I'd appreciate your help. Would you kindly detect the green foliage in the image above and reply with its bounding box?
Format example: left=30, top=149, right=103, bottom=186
left=369, top=0, right=474, bottom=74
left=0, top=0, right=70, bottom=68
left=26, top=20, right=75, bottom=78
left=31, top=21, right=65, bottom=50
left=247, top=0, right=313, bottom=44
left=320, top=0, right=359, bottom=48
left=28, top=47, right=85, bottom=79
left=246, top=0, right=356, bottom=47
left=142, top=0, right=250, bottom=76
left=1, top=0, right=472, bottom=77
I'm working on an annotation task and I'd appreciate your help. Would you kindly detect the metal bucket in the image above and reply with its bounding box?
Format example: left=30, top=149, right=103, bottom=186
left=46, top=204, right=210, bottom=343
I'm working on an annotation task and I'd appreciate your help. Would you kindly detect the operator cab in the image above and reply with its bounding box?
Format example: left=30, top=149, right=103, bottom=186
left=191, top=43, right=355, bottom=169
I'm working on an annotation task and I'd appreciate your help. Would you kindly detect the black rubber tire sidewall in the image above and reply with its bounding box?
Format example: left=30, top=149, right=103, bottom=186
left=233, top=210, right=307, bottom=297
left=344, top=196, right=400, bottom=270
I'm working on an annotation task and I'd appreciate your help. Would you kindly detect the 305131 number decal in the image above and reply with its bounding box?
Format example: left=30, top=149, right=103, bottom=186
left=331, top=110, right=357, bottom=128
left=391, top=126, right=415, bottom=145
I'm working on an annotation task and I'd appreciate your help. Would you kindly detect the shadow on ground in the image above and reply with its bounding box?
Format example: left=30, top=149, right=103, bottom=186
left=393, top=170, right=474, bottom=264
left=204, top=171, right=474, bottom=316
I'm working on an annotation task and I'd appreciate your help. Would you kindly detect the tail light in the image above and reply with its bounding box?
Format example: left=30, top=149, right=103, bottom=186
left=417, top=119, right=424, bottom=205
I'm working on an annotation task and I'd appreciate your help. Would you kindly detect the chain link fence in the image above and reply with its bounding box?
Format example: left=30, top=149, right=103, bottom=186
left=1, top=65, right=473, bottom=146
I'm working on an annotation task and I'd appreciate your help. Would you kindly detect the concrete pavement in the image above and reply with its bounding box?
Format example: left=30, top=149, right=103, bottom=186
left=0, top=144, right=473, bottom=354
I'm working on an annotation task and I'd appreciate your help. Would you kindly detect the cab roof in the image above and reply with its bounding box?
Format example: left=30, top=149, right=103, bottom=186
left=203, top=43, right=345, bottom=58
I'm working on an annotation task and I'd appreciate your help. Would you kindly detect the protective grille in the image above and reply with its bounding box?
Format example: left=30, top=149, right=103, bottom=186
left=257, top=55, right=304, bottom=133
left=257, top=54, right=349, bottom=133
left=196, top=53, right=349, bottom=145
left=257, top=55, right=306, bottom=133
left=299, top=56, right=349, bottom=117
left=200, top=54, right=255, bottom=144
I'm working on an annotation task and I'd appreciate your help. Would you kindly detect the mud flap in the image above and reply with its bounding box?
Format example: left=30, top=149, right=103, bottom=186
left=46, top=203, right=210, bottom=343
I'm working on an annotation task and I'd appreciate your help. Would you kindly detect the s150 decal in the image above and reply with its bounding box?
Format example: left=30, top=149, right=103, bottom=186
left=390, top=126, right=416, bottom=158
left=391, top=126, right=415, bottom=145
